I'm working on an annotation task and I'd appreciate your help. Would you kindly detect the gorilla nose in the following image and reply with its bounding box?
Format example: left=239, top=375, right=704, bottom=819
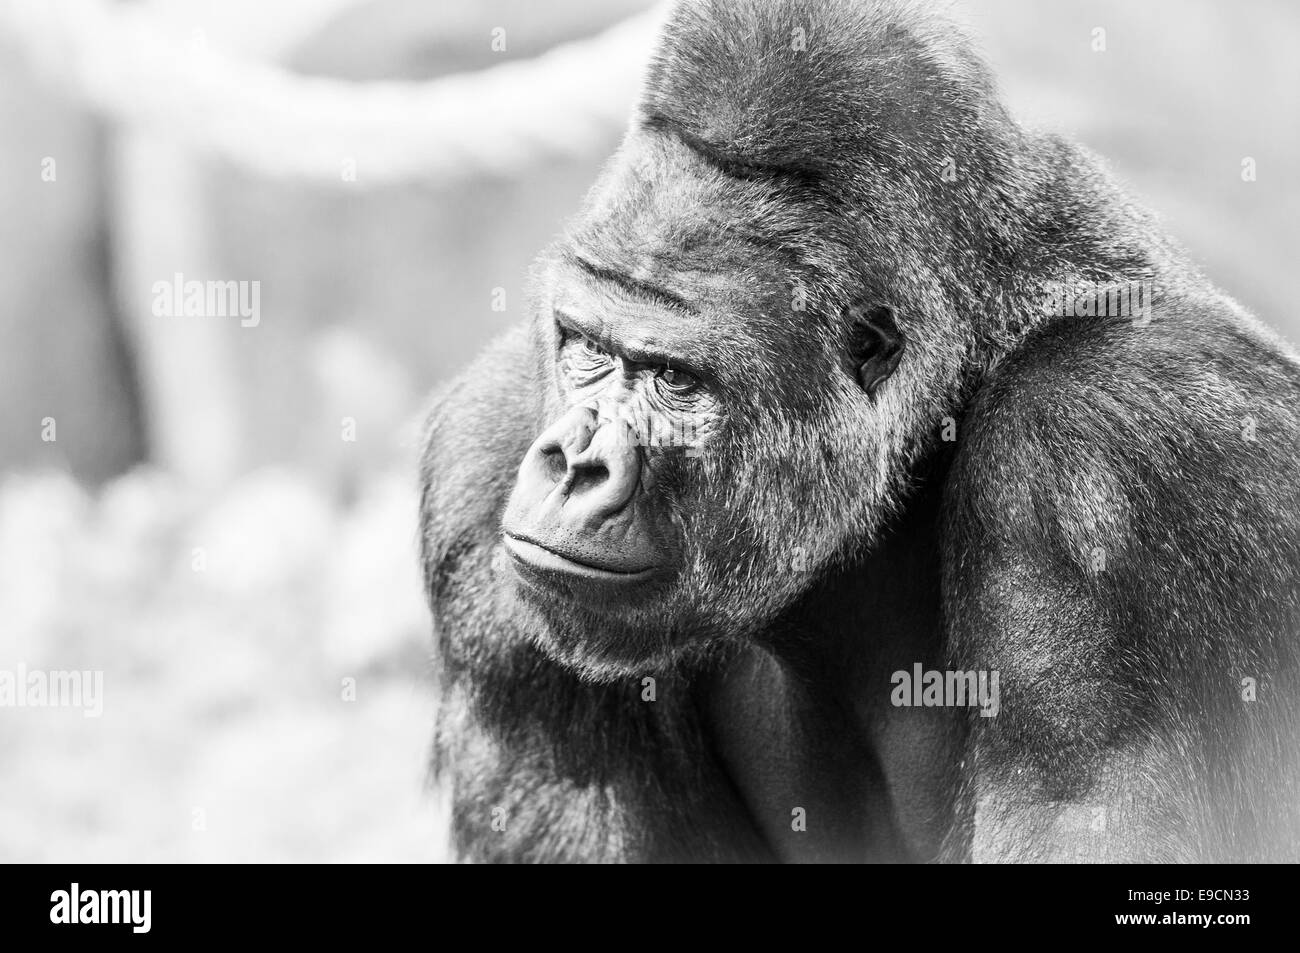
left=502, top=404, right=667, bottom=585
left=502, top=405, right=660, bottom=583
left=529, top=405, right=640, bottom=528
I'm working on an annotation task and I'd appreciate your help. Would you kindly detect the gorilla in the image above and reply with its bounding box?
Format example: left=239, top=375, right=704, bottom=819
left=419, top=0, right=1300, bottom=862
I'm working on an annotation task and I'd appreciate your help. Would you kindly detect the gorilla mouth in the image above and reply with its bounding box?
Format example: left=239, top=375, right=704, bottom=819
left=502, top=534, right=660, bottom=583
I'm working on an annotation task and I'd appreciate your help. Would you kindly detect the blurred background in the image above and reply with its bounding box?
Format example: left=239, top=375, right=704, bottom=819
left=0, top=0, right=1295, bottom=862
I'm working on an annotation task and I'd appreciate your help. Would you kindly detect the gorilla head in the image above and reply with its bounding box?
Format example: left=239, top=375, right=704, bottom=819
left=496, top=0, right=1031, bottom=679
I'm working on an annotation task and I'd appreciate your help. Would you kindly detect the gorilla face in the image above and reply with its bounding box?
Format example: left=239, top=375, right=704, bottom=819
left=495, top=130, right=908, bottom=681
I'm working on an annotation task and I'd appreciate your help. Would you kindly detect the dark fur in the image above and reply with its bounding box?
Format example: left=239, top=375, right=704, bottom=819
left=420, top=0, right=1300, bottom=862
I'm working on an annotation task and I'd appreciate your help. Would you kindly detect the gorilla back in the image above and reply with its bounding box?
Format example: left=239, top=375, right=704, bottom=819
left=419, top=0, right=1300, bottom=862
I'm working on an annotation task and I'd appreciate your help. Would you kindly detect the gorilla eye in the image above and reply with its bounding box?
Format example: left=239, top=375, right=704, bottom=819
left=557, top=325, right=614, bottom=386
left=656, top=366, right=699, bottom=395
left=575, top=335, right=612, bottom=368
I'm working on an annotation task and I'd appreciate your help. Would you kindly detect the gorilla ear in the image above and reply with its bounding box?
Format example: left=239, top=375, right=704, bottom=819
left=847, top=304, right=906, bottom=395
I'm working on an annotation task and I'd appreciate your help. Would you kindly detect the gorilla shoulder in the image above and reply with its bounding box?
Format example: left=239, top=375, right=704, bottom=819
left=949, top=298, right=1300, bottom=624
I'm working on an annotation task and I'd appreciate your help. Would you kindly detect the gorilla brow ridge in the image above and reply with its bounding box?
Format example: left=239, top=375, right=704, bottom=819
left=641, top=112, right=824, bottom=191
left=564, top=249, right=698, bottom=316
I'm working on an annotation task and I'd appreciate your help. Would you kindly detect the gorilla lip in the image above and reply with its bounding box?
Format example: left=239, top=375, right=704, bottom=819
left=502, top=533, right=659, bottom=583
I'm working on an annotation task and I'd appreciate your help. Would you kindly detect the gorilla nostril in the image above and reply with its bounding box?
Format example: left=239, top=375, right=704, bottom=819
left=540, top=444, right=567, bottom=484
left=569, top=462, right=609, bottom=495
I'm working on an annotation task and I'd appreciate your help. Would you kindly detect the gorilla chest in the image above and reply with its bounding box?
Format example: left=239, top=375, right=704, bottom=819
left=710, top=646, right=958, bottom=863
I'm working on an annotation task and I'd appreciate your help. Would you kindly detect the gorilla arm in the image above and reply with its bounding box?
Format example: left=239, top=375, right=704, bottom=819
left=420, top=327, right=770, bottom=863
left=941, top=308, right=1300, bottom=862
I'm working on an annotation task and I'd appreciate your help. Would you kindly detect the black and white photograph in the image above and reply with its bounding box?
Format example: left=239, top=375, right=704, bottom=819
left=1, top=0, right=1298, bottom=893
